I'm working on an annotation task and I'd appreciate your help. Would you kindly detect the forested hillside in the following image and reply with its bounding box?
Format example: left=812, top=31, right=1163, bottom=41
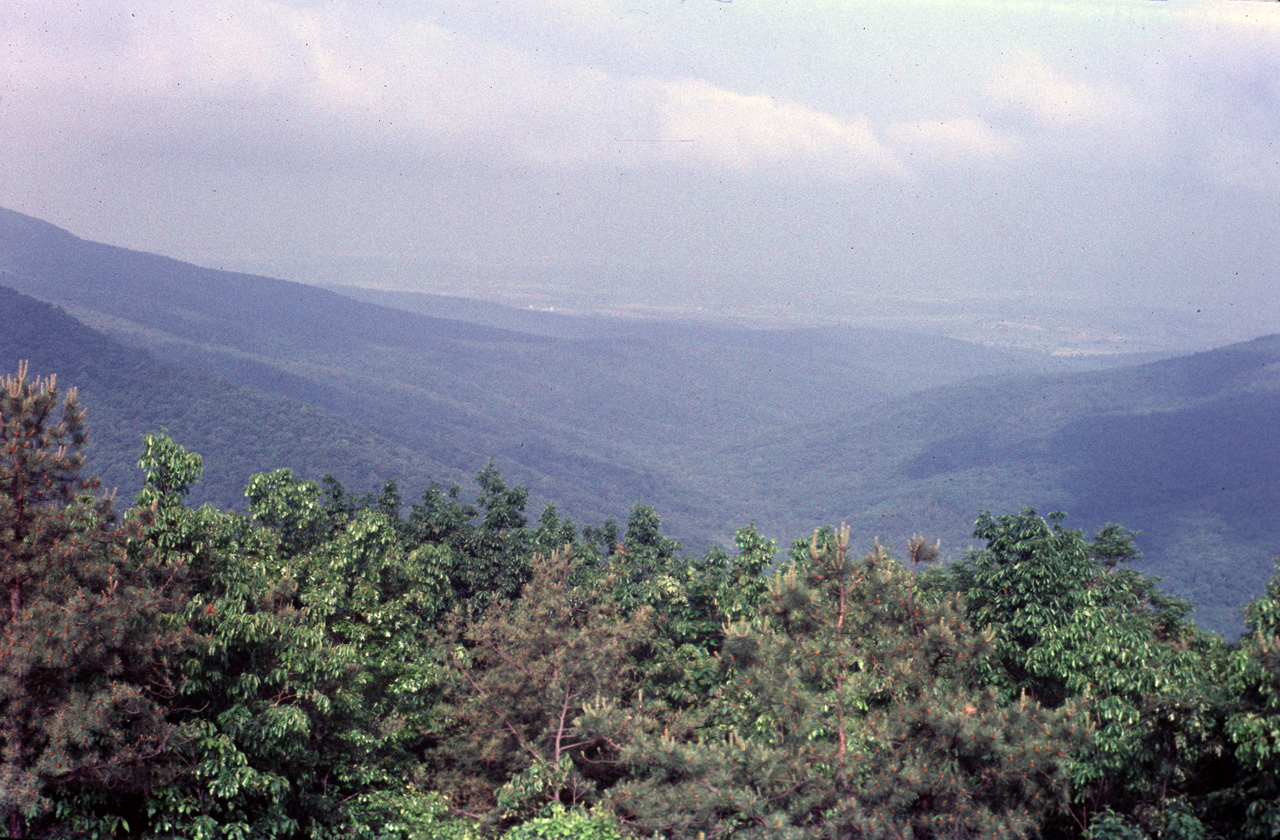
left=3, top=366, right=1279, bottom=840
left=732, top=335, right=1280, bottom=632
left=0, top=205, right=1058, bottom=540
left=2, top=205, right=1278, bottom=632
left=0, top=286, right=466, bottom=508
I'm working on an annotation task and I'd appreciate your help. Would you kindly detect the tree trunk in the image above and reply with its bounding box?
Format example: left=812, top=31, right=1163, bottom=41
left=7, top=803, right=23, bottom=838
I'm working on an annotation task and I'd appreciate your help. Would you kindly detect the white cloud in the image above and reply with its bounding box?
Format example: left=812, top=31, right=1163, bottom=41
left=976, top=50, right=1174, bottom=176
left=887, top=116, right=1019, bottom=165
left=656, top=79, right=906, bottom=178
left=2, top=2, right=597, bottom=166
left=1, top=0, right=920, bottom=180
left=989, top=51, right=1133, bottom=129
left=3, top=0, right=1280, bottom=339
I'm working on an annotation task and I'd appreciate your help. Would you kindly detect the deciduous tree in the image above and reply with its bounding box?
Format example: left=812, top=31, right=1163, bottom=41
left=955, top=509, right=1223, bottom=836
left=1224, top=563, right=1280, bottom=839
left=141, top=454, right=453, bottom=839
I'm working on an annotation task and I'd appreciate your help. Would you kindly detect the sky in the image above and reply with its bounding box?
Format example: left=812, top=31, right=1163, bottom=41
left=2, top=0, right=1279, bottom=349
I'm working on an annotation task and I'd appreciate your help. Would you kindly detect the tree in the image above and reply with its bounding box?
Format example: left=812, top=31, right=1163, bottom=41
left=584, top=527, right=1078, bottom=839
left=958, top=509, right=1100, bottom=702
left=0, top=364, right=186, bottom=838
left=954, top=509, right=1222, bottom=836
left=497, top=803, right=622, bottom=840
left=141, top=457, right=455, bottom=840
left=1223, top=562, right=1280, bottom=839
left=604, top=503, right=684, bottom=615
left=405, top=462, right=534, bottom=614
left=614, top=518, right=775, bottom=712
left=436, top=547, right=653, bottom=829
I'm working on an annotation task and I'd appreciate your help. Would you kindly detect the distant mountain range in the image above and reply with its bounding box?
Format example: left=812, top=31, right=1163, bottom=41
left=726, top=334, right=1280, bottom=632
left=0, top=206, right=1046, bottom=528
left=2, top=205, right=1276, bottom=634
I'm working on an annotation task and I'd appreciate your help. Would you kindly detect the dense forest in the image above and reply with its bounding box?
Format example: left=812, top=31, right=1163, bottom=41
left=4, top=364, right=1279, bottom=840
left=6, top=207, right=1280, bottom=637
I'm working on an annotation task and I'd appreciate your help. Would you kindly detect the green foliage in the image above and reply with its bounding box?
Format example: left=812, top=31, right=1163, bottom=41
left=497, top=804, right=622, bottom=840
left=1243, top=561, right=1280, bottom=638
left=1223, top=562, right=1280, bottom=839
left=137, top=452, right=451, bottom=839
left=15, top=355, right=1280, bottom=839
left=245, top=469, right=334, bottom=555
left=597, top=508, right=777, bottom=714
left=0, top=365, right=187, bottom=839
left=1089, top=523, right=1142, bottom=570
left=137, top=430, right=204, bottom=509
left=605, top=504, right=686, bottom=623
left=955, top=509, right=1234, bottom=835
left=1085, top=810, right=1148, bottom=840
left=11, top=224, right=1280, bottom=639
left=405, top=464, right=536, bottom=615
left=961, top=509, right=1100, bottom=696
left=436, top=547, right=653, bottom=827
left=584, top=527, right=1078, bottom=838
left=330, top=788, right=480, bottom=840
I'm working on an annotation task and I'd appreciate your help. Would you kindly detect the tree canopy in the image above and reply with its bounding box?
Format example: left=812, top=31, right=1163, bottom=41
left=5, top=363, right=1280, bottom=839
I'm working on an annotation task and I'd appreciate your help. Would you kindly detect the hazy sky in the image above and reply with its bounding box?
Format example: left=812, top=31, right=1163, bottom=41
left=3, top=0, right=1279, bottom=339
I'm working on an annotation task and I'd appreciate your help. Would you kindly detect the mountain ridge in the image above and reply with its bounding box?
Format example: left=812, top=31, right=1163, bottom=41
left=0, top=204, right=1052, bottom=537
left=2, top=204, right=1276, bottom=633
left=0, top=284, right=470, bottom=509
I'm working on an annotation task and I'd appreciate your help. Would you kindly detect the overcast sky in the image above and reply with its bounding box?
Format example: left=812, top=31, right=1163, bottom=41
left=3, top=0, right=1279, bottom=342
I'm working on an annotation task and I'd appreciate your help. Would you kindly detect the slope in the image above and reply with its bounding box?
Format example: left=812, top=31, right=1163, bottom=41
left=734, top=335, right=1280, bottom=633
left=0, top=285, right=467, bottom=510
left=0, top=205, right=1046, bottom=544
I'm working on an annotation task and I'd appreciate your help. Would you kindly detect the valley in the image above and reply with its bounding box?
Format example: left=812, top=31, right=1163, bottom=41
left=2, top=205, right=1276, bottom=634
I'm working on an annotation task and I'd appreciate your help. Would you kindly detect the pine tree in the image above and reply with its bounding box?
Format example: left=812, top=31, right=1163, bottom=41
left=436, top=547, right=654, bottom=829
left=0, top=364, right=186, bottom=838
left=585, top=527, right=1080, bottom=838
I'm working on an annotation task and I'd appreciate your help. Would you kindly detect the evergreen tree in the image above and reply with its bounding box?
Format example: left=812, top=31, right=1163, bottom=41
left=436, top=547, right=654, bottom=829
left=0, top=365, right=186, bottom=838
left=584, top=527, right=1078, bottom=838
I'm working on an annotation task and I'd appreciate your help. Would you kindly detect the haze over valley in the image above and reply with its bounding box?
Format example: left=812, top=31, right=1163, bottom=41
left=2, top=205, right=1277, bottom=635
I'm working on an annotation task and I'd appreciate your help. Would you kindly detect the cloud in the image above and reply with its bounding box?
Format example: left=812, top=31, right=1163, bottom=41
left=1, top=0, right=920, bottom=181
left=1160, top=4, right=1280, bottom=192
left=887, top=116, right=1019, bottom=165
left=3, top=0, right=1280, bottom=342
left=976, top=50, right=1173, bottom=177
left=989, top=51, right=1135, bottom=130
left=654, top=79, right=906, bottom=178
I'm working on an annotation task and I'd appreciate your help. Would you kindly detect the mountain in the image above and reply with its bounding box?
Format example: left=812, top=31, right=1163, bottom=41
left=0, top=286, right=469, bottom=509
left=3, top=205, right=1276, bottom=634
left=0, top=205, right=1045, bottom=542
left=733, top=335, right=1280, bottom=632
